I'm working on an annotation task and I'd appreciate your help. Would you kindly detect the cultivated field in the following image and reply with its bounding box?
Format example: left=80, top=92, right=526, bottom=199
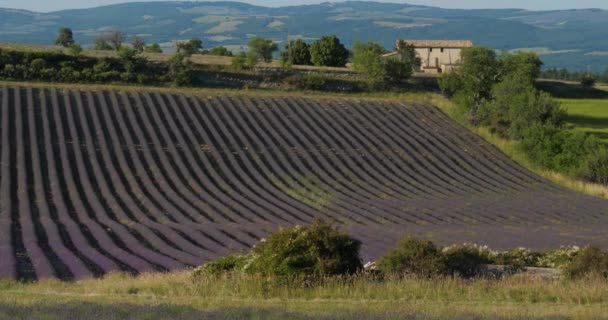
left=1, top=85, right=607, bottom=280
left=562, top=98, right=608, bottom=143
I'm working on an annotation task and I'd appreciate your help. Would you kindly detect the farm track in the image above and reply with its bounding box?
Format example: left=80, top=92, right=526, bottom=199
left=0, top=86, right=607, bottom=280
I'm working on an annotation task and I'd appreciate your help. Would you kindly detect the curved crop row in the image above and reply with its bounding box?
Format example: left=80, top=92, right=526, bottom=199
left=0, top=86, right=607, bottom=280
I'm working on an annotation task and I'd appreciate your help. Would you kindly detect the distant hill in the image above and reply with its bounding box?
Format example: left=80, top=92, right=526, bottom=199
left=1, top=1, right=607, bottom=71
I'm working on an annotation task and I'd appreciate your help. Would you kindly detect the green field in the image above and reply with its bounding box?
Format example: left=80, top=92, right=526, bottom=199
left=561, top=98, right=608, bottom=143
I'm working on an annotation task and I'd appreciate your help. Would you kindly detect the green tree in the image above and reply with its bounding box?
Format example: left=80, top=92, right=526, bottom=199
left=207, top=46, right=233, bottom=57
left=478, top=74, right=565, bottom=138
left=310, top=35, right=349, bottom=67
left=438, top=47, right=500, bottom=122
left=177, top=38, right=203, bottom=56
left=281, top=39, right=312, bottom=66
left=247, top=37, right=278, bottom=64
left=144, top=43, right=163, bottom=53
left=581, top=74, right=597, bottom=88
left=500, top=52, right=543, bottom=83
left=352, top=41, right=387, bottom=88
left=54, top=28, right=75, bottom=47
left=396, top=40, right=421, bottom=71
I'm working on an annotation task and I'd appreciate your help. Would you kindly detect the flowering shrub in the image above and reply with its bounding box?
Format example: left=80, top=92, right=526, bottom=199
left=494, top=247, right=542, bottom=267
left=442, top=243, right=492, bottom=277
left=537, top=246, right=581, bottom=268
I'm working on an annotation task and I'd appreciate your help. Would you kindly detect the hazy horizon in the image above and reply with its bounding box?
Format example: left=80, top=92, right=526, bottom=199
left=1, top=0, right=607, bottom=13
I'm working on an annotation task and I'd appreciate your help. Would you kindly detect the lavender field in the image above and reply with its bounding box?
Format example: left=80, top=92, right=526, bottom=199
left=1, top=86, right=607, bottom=280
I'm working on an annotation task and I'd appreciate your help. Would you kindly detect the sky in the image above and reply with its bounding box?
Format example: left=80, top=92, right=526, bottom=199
left=1, top=0, right=607, bottom=13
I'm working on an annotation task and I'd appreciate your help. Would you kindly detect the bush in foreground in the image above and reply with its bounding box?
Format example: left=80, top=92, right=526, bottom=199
left=252, top=220, right=362, bottom=276
left=442, top=244, right=491, bottom=278
left=195, top=220, right=362, bottom=277
left=193, top=254, right=253, bottom=276
left=563, top=246, right=608, bottom=279
left=376, top=237, right=444, bottom=277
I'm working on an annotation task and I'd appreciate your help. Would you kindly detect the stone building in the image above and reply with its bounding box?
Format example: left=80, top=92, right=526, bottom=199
left=383, top=40, right=474, bottom=74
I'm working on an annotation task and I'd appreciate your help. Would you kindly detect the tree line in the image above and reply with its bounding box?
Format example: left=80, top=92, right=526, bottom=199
left=1, top=27, right=425, bottom=91
left=541, top=67, right=608, bottom=86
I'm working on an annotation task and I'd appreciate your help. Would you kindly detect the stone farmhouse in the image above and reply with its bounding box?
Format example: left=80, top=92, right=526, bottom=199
left=383, top=39, right=474, bottom=74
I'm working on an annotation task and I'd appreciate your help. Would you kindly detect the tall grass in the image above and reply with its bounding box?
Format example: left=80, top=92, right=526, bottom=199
left=1, top=272, right=607, bottom=319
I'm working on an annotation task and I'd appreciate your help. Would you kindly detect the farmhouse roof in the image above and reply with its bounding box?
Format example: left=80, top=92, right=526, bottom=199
left=396, top=39, right=474, bottom=48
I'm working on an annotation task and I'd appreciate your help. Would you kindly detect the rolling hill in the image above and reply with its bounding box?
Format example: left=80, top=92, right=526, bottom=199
left=0, top=1, right=608, bottom=71
left=1, top=85, right=607, bottom=280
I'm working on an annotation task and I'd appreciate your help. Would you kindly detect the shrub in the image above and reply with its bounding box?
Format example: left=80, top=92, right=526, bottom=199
left=377, top=237, right=444, bottom=277
left=494, top=247, right=542, bottom=268
left=563, top=246, right=608, bottom=279
left=30, top=58, right=46, bottom=72
left=438, top=72, right=464, bottom=97
left=577, top=147, right=608, bottom=184
left=519, top=123, right=600, bottom=174
left=192, top=254, right=253, bottom=277
left=145, top=43, right=163, bottom=54
left=208, top=46, right=233, bottom=57
left=442, top=243, right=491, bottom=278
left=384, top=58, right=412, bottom=85
left=250, top=220, right=362, bottom=277
left=302, top=73, right=326, bottom=90
left=231, top=52, right=248, bottom=70
left=68, top=43, right=83, bottom=56
left=537, top=246, right=581, bottom=268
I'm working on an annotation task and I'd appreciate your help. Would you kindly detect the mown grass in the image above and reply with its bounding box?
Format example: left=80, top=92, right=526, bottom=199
left=0, top=272, right=607, bottom=319
left=561, top=98, right=608, bottom=144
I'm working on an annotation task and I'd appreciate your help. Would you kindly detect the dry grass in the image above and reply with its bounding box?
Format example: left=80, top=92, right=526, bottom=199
left=0, top=272, right=607, bottom=319
left=0, top=80, right=438, bottom=104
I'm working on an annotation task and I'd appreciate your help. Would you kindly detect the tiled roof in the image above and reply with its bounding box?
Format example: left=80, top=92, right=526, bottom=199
left=396, top=40, right=474, bottom=48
